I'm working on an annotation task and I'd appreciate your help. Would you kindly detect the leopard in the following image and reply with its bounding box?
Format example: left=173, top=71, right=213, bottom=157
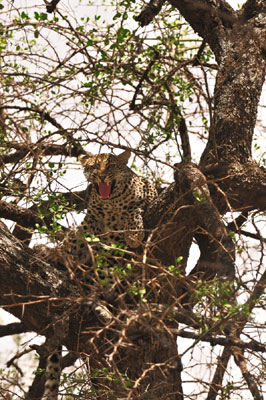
left=39, top=150, right=157, bottom=399
left=63, top=149, right=157, bottom=264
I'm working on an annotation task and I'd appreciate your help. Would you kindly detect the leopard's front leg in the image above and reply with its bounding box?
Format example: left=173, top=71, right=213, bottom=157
left=124, top=207, right=145, bottom=248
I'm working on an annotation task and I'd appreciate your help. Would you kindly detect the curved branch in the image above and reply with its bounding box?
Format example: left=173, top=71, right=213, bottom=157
left=205, top=162, right=266, bottom=212
left=145, top=163, right=235, bottom=276
left=166, top=0, right=236, bottom=60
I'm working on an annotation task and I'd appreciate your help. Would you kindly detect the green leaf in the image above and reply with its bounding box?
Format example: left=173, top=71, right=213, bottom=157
left=21, top=11, right=29, bottom=20
left=193, top=191, right=206, bottom=203
left=40, top=13, right=48, bottom=21
left=228, top=230, right=236, bottom=240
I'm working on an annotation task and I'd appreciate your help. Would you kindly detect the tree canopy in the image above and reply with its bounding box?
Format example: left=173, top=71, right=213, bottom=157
left=0, top=0, right=265, bottom=399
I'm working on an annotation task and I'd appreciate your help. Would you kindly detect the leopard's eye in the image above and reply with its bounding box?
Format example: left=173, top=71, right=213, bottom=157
left=107, top=161, right=116, bottom=168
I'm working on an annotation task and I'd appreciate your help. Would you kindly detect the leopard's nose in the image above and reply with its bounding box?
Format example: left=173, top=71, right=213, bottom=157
left=99, top=175, right=107, bottom=182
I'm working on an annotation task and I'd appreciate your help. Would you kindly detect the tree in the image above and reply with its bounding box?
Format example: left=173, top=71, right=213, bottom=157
left=0, top=0, right=265, bottom=399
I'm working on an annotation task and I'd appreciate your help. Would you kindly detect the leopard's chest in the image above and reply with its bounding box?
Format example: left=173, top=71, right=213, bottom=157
left=87, top=192, right=137, bottom=232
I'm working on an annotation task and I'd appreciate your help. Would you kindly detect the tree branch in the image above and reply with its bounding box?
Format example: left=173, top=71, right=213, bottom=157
left=175, top=329, right=265, bottom=353
left=205, top=162, right=266, bottom=212
left=241, top=0, right=266, bottom=19
left=0, top=104, right=86, bottom=156
left=0, top=223, right=185, bottom=399
left=206, top=347, right=232, bottom=400
left=45, top=0, right=62, bottom=13
left=0, top=142, right=85, bottom=165
left=0, top=322, right=31, bottom=337
left=232, top=346, right=264, bottom=400
left=166, top=0, right=236, bottom=60
left=175, top=163, right=235, bottom=278
left=135, top=0, right=165, bottom=26
left=130, top=50, right=159, bottom=110
left=0, top=187, right=89, bottom=233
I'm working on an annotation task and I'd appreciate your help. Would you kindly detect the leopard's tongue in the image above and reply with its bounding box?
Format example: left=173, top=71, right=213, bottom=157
left=98, top=182, right=111, bottom=199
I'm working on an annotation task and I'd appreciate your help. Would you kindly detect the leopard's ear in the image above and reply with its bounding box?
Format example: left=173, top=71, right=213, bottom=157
left=117, top=150, right=131, bottom=165
left=78, top=153, right=94, bottom=164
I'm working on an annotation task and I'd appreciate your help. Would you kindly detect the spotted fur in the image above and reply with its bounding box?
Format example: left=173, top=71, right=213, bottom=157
left=42, top=346, right=62, bottom=400
left=63, top=150, right=157, bottom=264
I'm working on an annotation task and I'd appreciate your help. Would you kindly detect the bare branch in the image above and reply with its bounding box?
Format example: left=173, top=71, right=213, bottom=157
left=175, top=329, right=265, bottom=353
left=1, top=142, right=86, bottom=166
left=0, top=322, right=31, bottom=337
left=206, top=347, right=232, bottom=400
left=232, top=347, right=264, bottom=400
left=130, top=50, right=159, bottom=110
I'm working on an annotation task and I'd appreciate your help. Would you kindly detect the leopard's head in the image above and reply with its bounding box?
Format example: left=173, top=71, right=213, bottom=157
left=78, top=150, right=131, bottom=199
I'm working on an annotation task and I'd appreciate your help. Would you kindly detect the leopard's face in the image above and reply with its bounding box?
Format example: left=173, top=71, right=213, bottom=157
left=78, top=150, right=132, bottom=199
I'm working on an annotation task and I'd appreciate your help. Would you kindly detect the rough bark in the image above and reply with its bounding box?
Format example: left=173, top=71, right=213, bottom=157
left=166, top=0, right=266, bottom=164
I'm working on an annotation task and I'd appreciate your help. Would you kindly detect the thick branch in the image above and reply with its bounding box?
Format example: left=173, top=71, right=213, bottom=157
left=144, top=160, right=265, bottom=276
left=0, top=187, right=89, bottom=232
left=241, top=0, right=266, bottom=18
left=200, top=19, right=266, bottom=164
left=0, top=222, right=85, bottom=335
left=135, top=0, right=165, bottom=26
left=0, top=322, right=31, bottom=337
left=0, top=224, right=184, bottom=399
left=205, top=162, right=266, bottom=212
left=145, top=162, right=235, bottom=274
left=166, top=0, right=236, bottom=60
left=1, top=142, right=86, bottom=165
left=178, top=164, right=235, bottom=277
left=45, top=0, right=62, bottom=13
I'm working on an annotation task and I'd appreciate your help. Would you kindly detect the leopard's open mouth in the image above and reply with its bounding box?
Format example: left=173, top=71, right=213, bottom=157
left=96, top=180, right=116, bottom=199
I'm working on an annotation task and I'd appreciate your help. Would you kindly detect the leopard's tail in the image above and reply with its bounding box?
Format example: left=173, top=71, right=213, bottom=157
left=43, top=346, right=62, bottom=400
